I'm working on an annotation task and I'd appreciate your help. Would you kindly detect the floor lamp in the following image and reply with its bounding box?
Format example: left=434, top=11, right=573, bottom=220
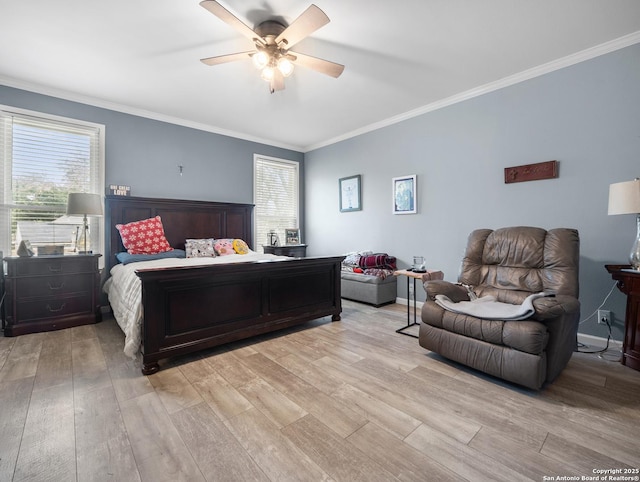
left=66, top=193, right=103, bottom=254
left=608, top=178, right=640, bottom=270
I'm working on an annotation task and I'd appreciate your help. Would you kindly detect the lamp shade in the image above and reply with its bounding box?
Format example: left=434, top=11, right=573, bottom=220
left=608, top=179, right=640, bottom=215
left=66, top=193, right=103, bottom=216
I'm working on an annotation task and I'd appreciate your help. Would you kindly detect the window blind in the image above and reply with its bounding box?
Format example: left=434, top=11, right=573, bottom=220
left=0, top=107, right=104, bottom=256
left=254, top=155, right=299, bottom=249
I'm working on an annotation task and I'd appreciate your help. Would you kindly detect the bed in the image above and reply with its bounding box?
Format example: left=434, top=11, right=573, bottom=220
left=104, top=195, right=343, bottom=375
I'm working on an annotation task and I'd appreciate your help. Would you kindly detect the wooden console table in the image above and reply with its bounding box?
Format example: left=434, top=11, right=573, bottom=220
left=605, top=264, right=640, bottom=371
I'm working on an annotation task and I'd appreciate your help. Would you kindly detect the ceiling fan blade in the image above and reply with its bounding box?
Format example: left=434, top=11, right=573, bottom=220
left=270, top=69, right=286, bottom=93
left=200, top=1, right=265, bottom=46
left=289, top=51, right=344, bottom=78
left=200, top=51, right=254, bottom=66
left=275, top=5, right=329, bottom=49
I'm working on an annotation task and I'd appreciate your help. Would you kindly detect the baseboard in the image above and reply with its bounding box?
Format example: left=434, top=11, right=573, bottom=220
left=396, top=297, right=424, bottom=309
left=577, top=332, right=623, bottom=350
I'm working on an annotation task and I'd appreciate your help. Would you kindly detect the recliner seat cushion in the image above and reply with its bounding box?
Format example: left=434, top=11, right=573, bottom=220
left=422, top=303, right=549, bottom=355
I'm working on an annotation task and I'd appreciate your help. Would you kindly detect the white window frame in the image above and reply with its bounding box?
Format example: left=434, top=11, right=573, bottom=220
left=253, top=154, right=300, bottom=250
left=0, top=105, right=105, bottom=261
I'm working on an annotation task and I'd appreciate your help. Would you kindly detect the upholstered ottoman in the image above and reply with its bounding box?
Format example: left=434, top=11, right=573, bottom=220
left=341, top=271, right=397, bottom=307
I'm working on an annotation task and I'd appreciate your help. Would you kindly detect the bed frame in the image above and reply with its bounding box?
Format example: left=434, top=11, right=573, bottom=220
left=105, top=195, right=343, bottom=374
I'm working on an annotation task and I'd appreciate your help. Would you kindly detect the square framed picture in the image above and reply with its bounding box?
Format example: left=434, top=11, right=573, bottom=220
left=392, top=175, right=417, bottom=214
left=339, top=175, right=362, bottom=212
left=285, top=228, right=300, bottom=245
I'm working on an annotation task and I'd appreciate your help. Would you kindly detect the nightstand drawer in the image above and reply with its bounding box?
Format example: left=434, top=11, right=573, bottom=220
left=14, top=274, right=93, bottom=299
left=11, top=256, right=95, bottom=277
left=15, top=295, right=93, bottom=322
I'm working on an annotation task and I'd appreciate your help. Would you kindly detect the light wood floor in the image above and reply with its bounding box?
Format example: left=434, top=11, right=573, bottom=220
left=1, top=300, right=639, bottom=482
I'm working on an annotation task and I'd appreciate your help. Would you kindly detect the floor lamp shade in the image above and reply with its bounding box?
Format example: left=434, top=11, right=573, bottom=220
left=608, top=178, right=640, bottom=270
left=66, top=193, right=103, bottom=253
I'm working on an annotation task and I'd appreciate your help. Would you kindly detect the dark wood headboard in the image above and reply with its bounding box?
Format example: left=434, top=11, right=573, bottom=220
left=105, top=195, right=253, bottom=274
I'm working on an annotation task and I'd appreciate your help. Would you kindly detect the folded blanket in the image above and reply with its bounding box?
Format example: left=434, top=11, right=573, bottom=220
left=434, top=292, right=550, bottom=321
left=343, top=251, right=368, bottom=267
left=359, top=253, right=397, bottom=270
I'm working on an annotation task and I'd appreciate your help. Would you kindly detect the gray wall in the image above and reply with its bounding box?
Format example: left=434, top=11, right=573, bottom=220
left=305, top=43, right=640, bottom=341
left=0, top=85, right=304, bottom=248
left=2, top=43, right=638, bottom=340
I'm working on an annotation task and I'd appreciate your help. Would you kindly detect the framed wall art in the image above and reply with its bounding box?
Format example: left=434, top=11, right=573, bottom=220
left=392, top=175, right=417, bottom=214
left=339, top=174, right=362, bottom=212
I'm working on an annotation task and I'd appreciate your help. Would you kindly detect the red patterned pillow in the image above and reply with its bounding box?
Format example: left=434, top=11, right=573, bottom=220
left=116, top=216, right=173, bottom=255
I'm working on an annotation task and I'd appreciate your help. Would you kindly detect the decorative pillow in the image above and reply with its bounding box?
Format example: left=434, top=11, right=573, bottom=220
left=185, top=238, right=216, bottom=258
left=233, top=239, right=249, bottom=255
left=116, top=216, right=173, bottom=255
left=213, top=238, right=235, bottom=256
left=116, top=249, right=186, bottom=265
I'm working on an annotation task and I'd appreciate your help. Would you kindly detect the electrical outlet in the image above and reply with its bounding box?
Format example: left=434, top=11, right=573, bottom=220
left=408, top=282, right=414, bottom=295
left=597, top=309, right=611, bottom=325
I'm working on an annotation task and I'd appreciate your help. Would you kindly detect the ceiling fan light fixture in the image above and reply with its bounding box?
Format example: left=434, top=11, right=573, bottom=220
left=199, top=1, right=344, bottom=93
left=277, top=57, right=294, bottom=77
left=252, top=51, right=269, bottom=70
left=260, top=65, right=275, bottom=82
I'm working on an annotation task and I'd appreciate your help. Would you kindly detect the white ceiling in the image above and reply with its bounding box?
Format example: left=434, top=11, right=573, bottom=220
left=1, top=1, right=640, bottom=152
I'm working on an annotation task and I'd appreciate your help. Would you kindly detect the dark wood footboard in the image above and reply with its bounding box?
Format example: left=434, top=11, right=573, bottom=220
left=106, top=195, right=343, bottom=374
left=136, top=255, right=343, bottom=374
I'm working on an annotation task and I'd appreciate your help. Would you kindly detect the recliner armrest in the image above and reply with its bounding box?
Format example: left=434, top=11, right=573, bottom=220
left=423, top=280, right=470, bottom=302
left=532, top=295, right=580, bottom=320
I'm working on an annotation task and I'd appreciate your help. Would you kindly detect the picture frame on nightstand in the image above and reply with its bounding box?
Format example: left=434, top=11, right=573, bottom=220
left=285, top=228, right=300, bottom=245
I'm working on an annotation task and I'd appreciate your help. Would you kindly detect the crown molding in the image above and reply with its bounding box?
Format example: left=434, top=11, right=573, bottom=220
left=0, top=76, right=302, bottom=152
left=305, top=31, right=640, bottom=152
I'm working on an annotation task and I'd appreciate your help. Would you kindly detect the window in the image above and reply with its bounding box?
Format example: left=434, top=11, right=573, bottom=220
left=0, top=106, right=105, bottom=257
left=254, top=155, right=299, bottom=249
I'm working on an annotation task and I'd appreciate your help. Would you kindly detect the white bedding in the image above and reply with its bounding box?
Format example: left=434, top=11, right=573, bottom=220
left=103, top=251, right=288, bottom=358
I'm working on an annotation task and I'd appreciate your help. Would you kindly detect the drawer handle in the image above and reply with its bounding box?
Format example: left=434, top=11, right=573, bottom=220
left=48, top=264, right=63, bottom=272
left=48, top=281, right=65, bottom=290
left=46, top=303, right=66, bottom=313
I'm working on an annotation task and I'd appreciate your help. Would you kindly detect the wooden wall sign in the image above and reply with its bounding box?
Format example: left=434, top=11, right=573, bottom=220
left=504, top=161, right=558, bottom=184
left=504, top=160, right=558, bottom=184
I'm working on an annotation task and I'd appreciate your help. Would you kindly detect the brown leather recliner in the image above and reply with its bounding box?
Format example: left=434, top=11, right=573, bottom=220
left=420, top=227, right=580, bottom=390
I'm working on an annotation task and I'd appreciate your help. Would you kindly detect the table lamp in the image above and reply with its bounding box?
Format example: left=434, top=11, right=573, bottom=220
left=66, top=193, right=103, bottom=254
left=608, top=178, right=640, bottom=270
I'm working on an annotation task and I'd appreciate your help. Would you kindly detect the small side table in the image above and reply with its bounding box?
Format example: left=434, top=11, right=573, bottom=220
left=394, top=269, right=444, bottom=338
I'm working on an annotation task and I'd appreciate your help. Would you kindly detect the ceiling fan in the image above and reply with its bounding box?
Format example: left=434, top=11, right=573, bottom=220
left=199, top=1, right=344, bottom=93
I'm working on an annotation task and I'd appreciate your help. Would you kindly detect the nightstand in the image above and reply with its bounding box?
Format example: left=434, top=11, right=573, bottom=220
left=606, top=264, right=640, bottom=371
left=262, top=244, right=307, bottom=257
left=3, top=254, right=102, bottom=336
